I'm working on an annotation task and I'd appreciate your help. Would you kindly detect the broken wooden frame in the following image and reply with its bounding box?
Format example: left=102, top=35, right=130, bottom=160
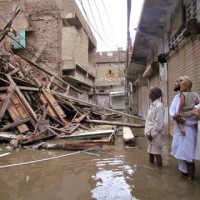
left=0, top=41, right=145, bottom=150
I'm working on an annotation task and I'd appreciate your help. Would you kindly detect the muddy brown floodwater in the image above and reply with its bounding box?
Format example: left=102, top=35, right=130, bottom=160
left=0, top=132, right=200, bottom=200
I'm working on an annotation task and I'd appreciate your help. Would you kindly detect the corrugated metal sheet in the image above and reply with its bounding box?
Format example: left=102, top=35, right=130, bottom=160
left=168, top=35, right=200, bottom=105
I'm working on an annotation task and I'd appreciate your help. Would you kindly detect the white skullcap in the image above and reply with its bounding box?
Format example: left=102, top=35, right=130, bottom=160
left=178, top=75, right=192, bottom=82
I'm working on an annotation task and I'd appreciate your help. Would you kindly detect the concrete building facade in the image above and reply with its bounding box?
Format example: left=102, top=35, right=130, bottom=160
left=95, top=50, right=126, bottom=110
left=0, top=0, right=96, bottom=101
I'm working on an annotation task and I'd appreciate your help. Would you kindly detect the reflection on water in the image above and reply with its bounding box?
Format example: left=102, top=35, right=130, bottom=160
left=91, top=156, right=137, bottom=200
left=0, top=136, right=200, bottom=200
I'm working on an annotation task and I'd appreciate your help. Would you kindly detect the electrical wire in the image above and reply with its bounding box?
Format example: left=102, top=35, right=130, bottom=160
left=78, top=0, right=112, bottom=51
left=86, top=0, right=100, bottom=34
left=0, top=147, right=100, bottom=169
left=1, top=1, right=125, bottom=109
left=101, top=0, right=118, bottom=49
left=93, top=0, right=108, bottom=41
left=2, top=0, right=21, bottom=31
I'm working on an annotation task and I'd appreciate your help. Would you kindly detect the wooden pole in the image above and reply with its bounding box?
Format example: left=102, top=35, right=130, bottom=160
left=0, top=118, right=30, bottom=131
left=51, top=90, right=144, bottom=121
left=0, top=83, right=16, bottom=122
left=84, top=119, right=144, bottom=128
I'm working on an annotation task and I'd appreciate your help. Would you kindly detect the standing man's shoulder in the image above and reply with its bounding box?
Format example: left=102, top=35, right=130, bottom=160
left=173, top=93, right=180, bottom=99
left=154, top=99, right=163, bottom=107
left=171, top=93, right=180, bottom=105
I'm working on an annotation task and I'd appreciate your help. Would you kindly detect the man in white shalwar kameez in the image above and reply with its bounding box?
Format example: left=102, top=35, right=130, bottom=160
left=170, top=76, right=197, bottom=179
left=144, top=87, right=165, bottom=166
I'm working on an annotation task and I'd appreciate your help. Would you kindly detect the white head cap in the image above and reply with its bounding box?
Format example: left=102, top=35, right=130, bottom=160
left=179, top=75, right=192, bottom=82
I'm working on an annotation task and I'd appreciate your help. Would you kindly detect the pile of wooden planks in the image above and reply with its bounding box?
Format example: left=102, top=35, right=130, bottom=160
left=0, top=51, right=144, bottom=150
left=0, top=6, right=145, bottom=151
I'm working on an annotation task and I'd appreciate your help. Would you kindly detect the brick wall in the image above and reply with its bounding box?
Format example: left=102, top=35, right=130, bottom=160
left=62, top=27, right=89, bottom=69
left=96, top=63, right=125, bottom=86
left=96, top=51, right=126, bottom=63
left=0, top=0, right=97, bottom=99
left=95, top=50, right=126, bottom=87
left=61, top=0, right=96, bottom=46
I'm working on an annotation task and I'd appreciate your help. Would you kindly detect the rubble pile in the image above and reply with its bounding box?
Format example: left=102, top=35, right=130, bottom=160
left=0, top=5, right=144, bottom=151
left=0, top=51, right=144, bottom=150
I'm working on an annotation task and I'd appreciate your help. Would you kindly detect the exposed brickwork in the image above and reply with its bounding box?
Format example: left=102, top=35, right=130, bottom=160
left=96, top=50, right=126, bottom=63
left=62, top=27, right=89, bottom=69
left=95, top=50, right=126, bottom=87
left=0, top=0, right=97, bottom=99
left=96, top=63, right=125, bottom=86
left=61, top=0, right=96, bottom=46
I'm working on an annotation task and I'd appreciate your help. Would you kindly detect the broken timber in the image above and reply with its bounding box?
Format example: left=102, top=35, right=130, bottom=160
left=51, top=90, right=145, bottom=122
left=0, top=83, right=16, bottom=122
left=0, top=39, right=145, bottom=150
left=122, top=126, right=135, bottom=146
left=17, top=54, right=82, bottom=94
left=84, top=119, right=144, bottom=128
left=58, top=129, right=115, bottom=139
left=31, top=141, right=102, bottom=151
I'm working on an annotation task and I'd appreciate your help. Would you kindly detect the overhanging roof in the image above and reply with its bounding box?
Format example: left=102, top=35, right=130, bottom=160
left=127, top=0, right=178, bottom=82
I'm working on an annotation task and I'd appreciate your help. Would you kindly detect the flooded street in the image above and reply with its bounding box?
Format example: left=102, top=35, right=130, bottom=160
left=0, top=133, right=200, bottom=200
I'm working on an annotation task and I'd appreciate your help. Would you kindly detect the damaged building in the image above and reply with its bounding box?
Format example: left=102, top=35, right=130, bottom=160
left=0, top=0, right=96, bottom=101
left=0, top=0, right=145, bottom=150
left=95, top=49, right=126, bottom=110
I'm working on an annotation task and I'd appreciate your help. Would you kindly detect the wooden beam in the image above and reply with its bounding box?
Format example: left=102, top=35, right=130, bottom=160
left=0, top=118, right=30, bottom=131
left=35, top=141, right=102, bottom=151
left=47, top=76, right=54, bottom=90
left=58, top=129, right=115, bottom=139
left=0, top=86, right=9, bottom=91
left=68, top=123, right=81, bottom=134
left=21, top=129, right=56, bottom=145
left=122, top=126, right=135, bottom=146
left=51, top=90, right=145, bottom=121
left=33, top=77, right=67, bottom=125
left=31, top=41, right=47, bottom=63
left=17, top=54, right=82, bottom=94
left=8, top=68, right=20, bottom=76
left=7, top=93, right=30, bottom=133
left=18, top=86, right=39, bottom=91
left=0, top=83, right=16, bottom=122
left=49, top=126, right=70, bottom=135
left=74, top=113, right=89, bottom=123
left=84, top=119, right=144, bottom=128
left=6, top=74, right=37, bottom=125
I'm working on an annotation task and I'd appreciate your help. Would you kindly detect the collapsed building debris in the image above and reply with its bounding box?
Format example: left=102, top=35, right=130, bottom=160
left=0, top=7, right=144, bottom=151
left=0, top=50, right=144, bottom=150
